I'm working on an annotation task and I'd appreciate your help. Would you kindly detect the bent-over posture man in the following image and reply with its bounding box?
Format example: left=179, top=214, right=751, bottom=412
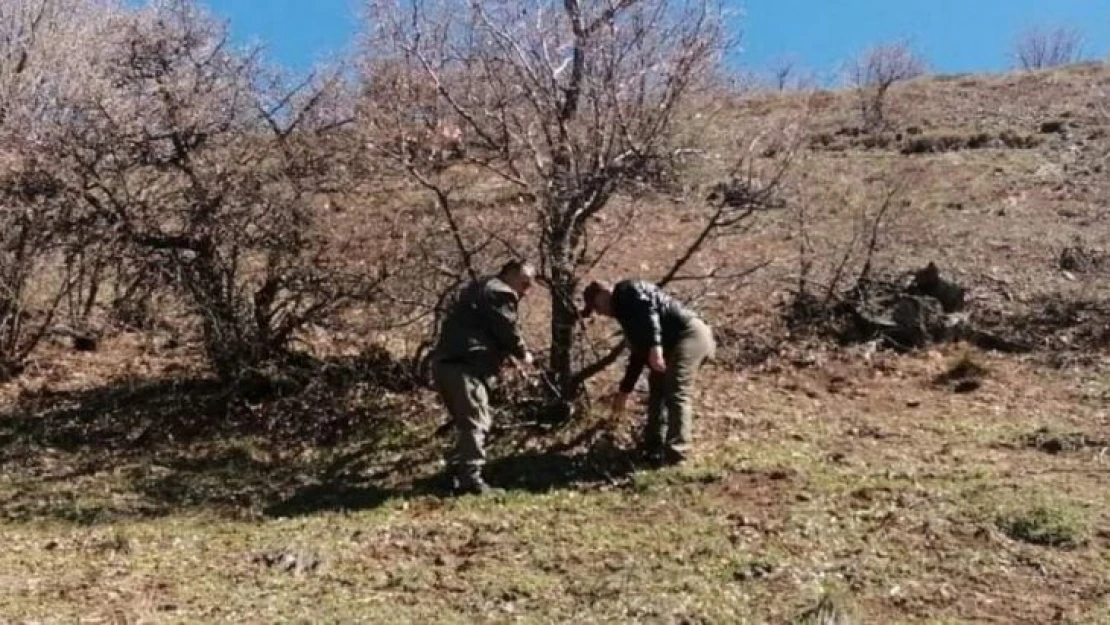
left=581, top=279, right=714, bottom=466
left=432, top=261, right=535, bottom=494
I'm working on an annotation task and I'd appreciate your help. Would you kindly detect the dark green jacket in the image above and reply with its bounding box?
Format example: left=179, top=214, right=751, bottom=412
left=434, top=276, right=527, bottom=378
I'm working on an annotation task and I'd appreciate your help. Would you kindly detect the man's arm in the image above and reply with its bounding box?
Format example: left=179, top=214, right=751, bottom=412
left=483, top=290, right=528, bottom=360
left=613, top=284, right=664, bottom=392
left=619, top=349, right=647, bottom=394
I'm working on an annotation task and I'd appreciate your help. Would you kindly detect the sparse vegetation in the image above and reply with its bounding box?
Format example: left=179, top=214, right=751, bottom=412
left=1013, top=26, right=1085, bottom=71
left=1, top=1, right=1110, bottom=623
left=850, top=41, right=927, bottom=131
left=997, top=503, right=1090, bottom=548
left=767, top=55, right=817, bottom=92
left=1019, top=426, right=1106, bottom=455
left=899, top=130, right=1041, bottom=154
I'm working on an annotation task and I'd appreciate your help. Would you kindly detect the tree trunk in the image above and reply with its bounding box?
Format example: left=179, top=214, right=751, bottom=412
left=546, top=222, right=581, bottom=422
left=186, top=243, right=253, bottom=383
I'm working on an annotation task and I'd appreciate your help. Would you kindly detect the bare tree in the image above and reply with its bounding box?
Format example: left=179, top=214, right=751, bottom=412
left=1013, top=26, right=1085, bottom=71
left=768, top=55, right=809, bottom=91
left=359, top=0, right=791, bottom=415
left=0, top=156, right=76, bottom=378
left=0, top=0, right=114, bottom=127
left=42, top=0, right=386, bottom=383
left=851, top=41, right=926, bottom=131
left=0, top=0, right=116, bottom=378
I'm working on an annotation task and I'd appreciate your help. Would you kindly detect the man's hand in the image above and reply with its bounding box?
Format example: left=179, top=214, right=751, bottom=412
left=648, top=346, right=666, bottom=373
left=611, top=392, right=629, bottom=415
left=508, top=352, right=535, bottom=384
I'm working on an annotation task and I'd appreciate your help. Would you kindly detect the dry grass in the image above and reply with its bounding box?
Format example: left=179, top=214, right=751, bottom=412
left=1, top=338, right=1109, bottom=623
left=3, top=63, right=1110, bottom=623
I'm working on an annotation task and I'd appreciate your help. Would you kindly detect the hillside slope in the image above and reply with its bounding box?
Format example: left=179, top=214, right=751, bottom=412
left=1, top=64, right=1109, bottom=624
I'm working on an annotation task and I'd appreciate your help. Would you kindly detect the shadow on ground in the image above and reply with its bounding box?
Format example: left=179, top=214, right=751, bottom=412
left=263, top=424, right=642, bottom=518
left=0, top=354, right=637, bottom=523
left=0, top=353, right=430, bottom=523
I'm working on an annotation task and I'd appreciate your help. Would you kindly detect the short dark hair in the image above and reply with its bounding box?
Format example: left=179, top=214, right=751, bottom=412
left=580, top=280, right=609, bottom=318
left=499, top=259, right=535, bottom=278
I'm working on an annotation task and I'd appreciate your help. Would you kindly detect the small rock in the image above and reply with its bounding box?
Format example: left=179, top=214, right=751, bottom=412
left=72, top=335, right=98, bottom=352
left=153, top=335, right=181, bottom=351
left=827, top=376, right=849, bottom=394
left=1040, top=120, right=1066, bottom=134
left=734, top=560, right=776, bottom=582
left=906, top=399, right=922, bottom=408
left=1040, top=438, right=1065, bottom=455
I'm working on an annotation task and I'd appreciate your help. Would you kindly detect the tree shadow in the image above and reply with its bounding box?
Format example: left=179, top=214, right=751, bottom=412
left=259, top=424, right=644, bottom=518
left=0, top=351, right=640, bottom=523
left=3, top=377, right=230, bottom=455
left=262, top=483, right=399, bottom=518
left=259, top=448, right=640, bottom=519
left=485, top=450, right=601, bottom=492
left=0, top=351, right=437, bottom=523
left=483, top=423, right=643, bottom=493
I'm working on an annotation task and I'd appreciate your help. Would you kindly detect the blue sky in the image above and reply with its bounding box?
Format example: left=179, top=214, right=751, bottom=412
left=202, top=0, right=1108, bottom=77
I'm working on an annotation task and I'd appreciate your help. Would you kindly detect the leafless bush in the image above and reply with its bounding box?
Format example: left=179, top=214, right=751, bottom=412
left=851, top=42, right=926, bottom=131
left=787, top=169, right=910, bottom=334
left=767, top=55, right=817, bottom=92
left=769, top=56, right=797, bottom=91
left=1013, top=27, right=1084, bottom=71
left=0, top=0, right=116, bottom=378
left=30, top=0, right=387, bottom=383
left=359, top=0, right=789, bottom=416
left=0, top=157, right=75, bottom=378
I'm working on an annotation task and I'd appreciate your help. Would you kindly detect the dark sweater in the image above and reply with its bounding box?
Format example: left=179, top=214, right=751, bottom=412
left=610, top=280, right=695, bottom=393
left=434, top=276, right=527, bottom=378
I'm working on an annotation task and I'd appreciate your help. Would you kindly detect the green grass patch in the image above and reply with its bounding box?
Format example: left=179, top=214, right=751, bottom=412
left=997, top=503, right=1090, bottom=549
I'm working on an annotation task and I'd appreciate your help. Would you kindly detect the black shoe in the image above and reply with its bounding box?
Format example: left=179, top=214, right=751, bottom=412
left=637, top=445, right=665, bottom=469
left=662, top=448, right=688, bottom=466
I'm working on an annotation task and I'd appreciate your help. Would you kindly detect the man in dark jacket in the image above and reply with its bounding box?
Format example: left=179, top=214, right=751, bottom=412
left=432, top=260, right=536, bottom=494
left=581, top=279, right=715, bottom=466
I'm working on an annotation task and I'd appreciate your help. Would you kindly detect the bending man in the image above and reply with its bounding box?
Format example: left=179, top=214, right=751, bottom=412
left=581, top=279, right=714, bottom=466
left=432, top=260, right=536, bottom=494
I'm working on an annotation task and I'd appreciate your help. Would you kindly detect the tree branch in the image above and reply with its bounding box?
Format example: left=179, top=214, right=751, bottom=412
left=407, top=166, right=479, bottom=281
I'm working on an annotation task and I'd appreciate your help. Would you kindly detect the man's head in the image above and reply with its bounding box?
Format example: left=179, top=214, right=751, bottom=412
left=581, top=280, right=614, bottom=318
left=498, top=260, right=536, bottom=297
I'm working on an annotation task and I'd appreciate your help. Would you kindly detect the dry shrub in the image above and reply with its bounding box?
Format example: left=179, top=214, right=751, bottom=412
left=0, top=0, right=117, bottom=379
left=55, top=2, right=387, bottom=382
left=850, top=41, right=926, bottom=132
left=1013, top=26, right=1085, bottom=71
